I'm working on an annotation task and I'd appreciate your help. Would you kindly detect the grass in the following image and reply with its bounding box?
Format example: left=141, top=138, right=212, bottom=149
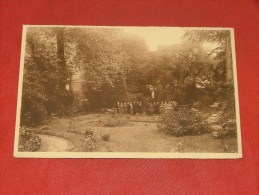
left=29, top=113, right=238, bottom=153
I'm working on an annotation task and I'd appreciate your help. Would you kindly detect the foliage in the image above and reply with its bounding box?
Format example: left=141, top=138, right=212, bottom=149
left=18, top=128, right=41, bottom=152
left=213, top=93, right=237, bottom=138
left=183, top=29, right=234, bottom=88
left=21, top=27, right=74, bottom=125
left=71, top=28, right=149, bottom=107
left=140, top=39, right=215, bottom=104
left=103, top=116, right=132, bottom=127
left=20, top=27, right=235, bottom=125
left=100, top=133, right=110, bottom=141
left=158, top=106, right=209, bottom=136
left=182, top=30, right=229, bottom=44
left=82, top=129, right=96, bottom=151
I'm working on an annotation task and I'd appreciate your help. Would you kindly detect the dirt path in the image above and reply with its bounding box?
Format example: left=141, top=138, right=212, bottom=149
left=38, top=134, right=74, bottom=152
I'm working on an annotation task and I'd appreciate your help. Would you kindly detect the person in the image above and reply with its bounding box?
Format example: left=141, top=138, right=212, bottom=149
left=153, top=102, right=157, bottom=114
left=135, top=101, right=139, bottom=115
left=150, top=102, right=154, bottom=115
left=146, top=102, right=152, bottom=116
left=172, top=101, right=177, bottom=109
left=133, top=102, right=136, bottom=115
left=164, top=101, right=169, bottom=110
left=139, top=102, right=143, bottom=115
left=168, top=101, right=173, bottom=110
left=156, top=101, right=161, bottom=114
left=129, top=102, right=133, bottom=115
left=119, top=103, right=124, bottom=115
left=142, top=101, right=147, bottom=115
left=127, top=102, right=131, bottom=114
left=116, top=102, right=120, bottom=114
left=124, top=102, right=127, bottom=114
left=146, top=102, right=150, bottom=115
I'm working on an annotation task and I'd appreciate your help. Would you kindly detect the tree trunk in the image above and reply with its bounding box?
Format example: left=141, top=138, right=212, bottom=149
left=56, top=28, right=67, bottom=90
left=225, top=32, right=233, bottom=85
left=69, top=71, right=72, bottom=92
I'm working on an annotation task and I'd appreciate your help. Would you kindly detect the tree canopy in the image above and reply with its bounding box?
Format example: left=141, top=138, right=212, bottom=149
left=21, top=27, right=235, bottom=125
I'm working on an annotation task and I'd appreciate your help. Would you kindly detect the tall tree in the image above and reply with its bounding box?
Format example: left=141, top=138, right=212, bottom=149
left=21, top=27, right=74, bottom=125
left=71, top=28, right=149, bottom=106
left=55, top=27, right=67, bottom=90
left=182, top=30, right=233, bottom=85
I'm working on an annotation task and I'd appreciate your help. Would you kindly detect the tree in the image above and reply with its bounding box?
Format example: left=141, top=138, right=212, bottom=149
left=70, top=28, right=125, bottom=108
left=70, top=28, right=149, bottom=108
left=182, top=29, right=233, bottom=85
left=21, top=27, right=73, bottom=125
left=55, top=27, right=67, bottom=90
left=116, top=33, right=149, bottom=101
left=140, top=40, right=213, bottom=103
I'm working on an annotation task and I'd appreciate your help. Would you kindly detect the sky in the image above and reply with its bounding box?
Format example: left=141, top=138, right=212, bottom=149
left=123, top=27, right=186, bottom=51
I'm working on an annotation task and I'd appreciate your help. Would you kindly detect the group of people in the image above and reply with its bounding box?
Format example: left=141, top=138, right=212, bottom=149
left=115, top=101, right=177, bottom=115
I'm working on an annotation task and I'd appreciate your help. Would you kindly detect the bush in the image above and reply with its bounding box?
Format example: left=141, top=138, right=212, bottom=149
left=213, top=99, right=237, bottom=138
left=103, top=116, right=132, bottom=127
left=82, top=129, right=96, bottom=151
left=82, top=137, right=96, bottom=151
left=158, top=106, right=209, bottom=136
left=21, top=86, right=74, bottom=126
left=18, top=128, right=41, bottom=151
left=100, top=133, right=110, bottom=141
left=21, top=101, right=47, bottom=126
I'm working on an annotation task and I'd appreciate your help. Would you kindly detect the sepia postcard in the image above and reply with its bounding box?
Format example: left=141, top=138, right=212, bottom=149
left=14, top=25, right=242, bottom=158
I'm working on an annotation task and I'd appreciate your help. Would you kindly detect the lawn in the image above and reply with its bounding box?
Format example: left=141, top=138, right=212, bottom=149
left=32, top=114, right=238, bottom=153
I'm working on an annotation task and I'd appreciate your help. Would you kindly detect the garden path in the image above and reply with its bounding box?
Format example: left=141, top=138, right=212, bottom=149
left=38, top=134, right=74, bottom=152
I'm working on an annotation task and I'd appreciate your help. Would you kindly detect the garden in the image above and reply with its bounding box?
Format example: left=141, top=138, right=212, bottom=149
left=17, top=26, right=238, bottom=153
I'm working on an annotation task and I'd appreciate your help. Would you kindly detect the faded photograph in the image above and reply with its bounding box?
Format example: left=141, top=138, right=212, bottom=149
left=14, top=26, right=241, bottom=158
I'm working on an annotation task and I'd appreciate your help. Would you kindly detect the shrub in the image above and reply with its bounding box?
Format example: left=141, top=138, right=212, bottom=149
left=212, top=120, right=236, bottom=138
left=18, top=128, right=41, bottom=152
left=158, top=106, right=209, bottom=136
left=84, top=129, right=94, bottom=137
left=100, top=133, right=110, bottom=141
left=82, top=129, right=96, bottom=152
left=103, top=116, right=132, bottom=127
left=67, top=129, right=83, bottom=135
left=21, top=101, right=47, bottom=126
left=213, top=99, right=237, bottom=138
left=82, top=137, right=96, bottom=151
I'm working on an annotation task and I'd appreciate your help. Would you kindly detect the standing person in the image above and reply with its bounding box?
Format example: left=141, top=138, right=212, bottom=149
left=168, top=101, right=173, bottom=110
left=127, top=102, right=131, bottom=114
left=172, top=101, right=177, bottom=109
left=116, top=102, right=120, bottom=114
left=139, top=102, right=143, bottom=115
left=156, top=101, right=161, bottom=114
left=124, top=102, right=127, bottom=115
left=147, top=102, right=151, bottom=115
left=142, top=101, right=147, bottom=115
left=150, top=102, right=154, bottom=115
left=133, top=102, right=136, bottom=115
left=164, top=101, right=168, bottom=111
left=146, top=102, right=150, bottom=115
left=136, top=101, right=139, bottom=115
left=129, top=102, right=133, bottom=115
left=119, top=103, right=124, bottom=115
left=153, top=102, right=157, bottom=114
